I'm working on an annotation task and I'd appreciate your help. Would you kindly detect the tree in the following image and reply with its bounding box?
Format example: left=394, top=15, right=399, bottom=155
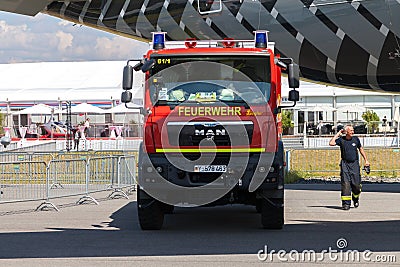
left=362, top=110, right=379, bottom=133
left=281, top=110, right=294, bottom=135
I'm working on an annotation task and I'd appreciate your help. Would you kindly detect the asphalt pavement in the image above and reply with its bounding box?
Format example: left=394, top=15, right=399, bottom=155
left=0, top=184, right=399, bottom=266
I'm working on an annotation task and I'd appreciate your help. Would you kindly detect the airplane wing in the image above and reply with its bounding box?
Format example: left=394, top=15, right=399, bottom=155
left=0, top=0, right=52, bottom=16
left=0, top=0, right=85, bottom=16
left=1, top=0, right=399, bottom=92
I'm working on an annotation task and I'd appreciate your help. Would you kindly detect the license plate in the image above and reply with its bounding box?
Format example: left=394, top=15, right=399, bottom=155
left=194, top=165, right=226, bottom=172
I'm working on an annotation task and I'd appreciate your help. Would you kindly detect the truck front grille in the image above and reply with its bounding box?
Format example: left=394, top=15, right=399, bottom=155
left=167, top=121, right=253, bottom=146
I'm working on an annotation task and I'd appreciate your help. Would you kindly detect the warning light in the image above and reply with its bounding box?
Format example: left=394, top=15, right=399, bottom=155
left=152, top=32, right=166, bottom=50
left=185, top=38, right=197, bottom=48
left=222, top=38, right=235, bottom=48
left=254, top=30, right=268, bottom=48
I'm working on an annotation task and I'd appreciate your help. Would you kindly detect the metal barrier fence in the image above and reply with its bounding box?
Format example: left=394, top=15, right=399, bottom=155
left=0, top=161, right=47, bottom=203
left=0, top=155, right=136, bottom=211
left=2, top=147, right=397, bottom=209
left=110, top=156, right=137, bottom=199
left=0, top=150, right=138, bottom=163
left=286, top=148, right=400, bottom=177
left=2, top=138, right=143, bottom=153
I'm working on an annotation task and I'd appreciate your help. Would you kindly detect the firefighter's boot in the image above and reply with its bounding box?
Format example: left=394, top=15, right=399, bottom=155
left=341, top=182, right=351, bottom=210
left=352, top=184, right=362, bottom=208
left=352, top=197, right=359, bottom=208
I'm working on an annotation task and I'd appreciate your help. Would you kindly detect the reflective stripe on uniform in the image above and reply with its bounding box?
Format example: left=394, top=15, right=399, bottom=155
left=352, top=184, right=362, bottom=198
left=341, top=196, right=352, bottom=201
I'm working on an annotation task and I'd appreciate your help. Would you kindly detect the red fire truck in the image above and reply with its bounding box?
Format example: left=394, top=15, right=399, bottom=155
left=122, top=31, right=300, bottom=230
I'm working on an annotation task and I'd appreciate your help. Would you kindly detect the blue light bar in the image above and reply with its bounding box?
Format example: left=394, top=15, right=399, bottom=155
left=152, top=32, right=166, bottom=50
left=254, top=30, right=268, bottom=48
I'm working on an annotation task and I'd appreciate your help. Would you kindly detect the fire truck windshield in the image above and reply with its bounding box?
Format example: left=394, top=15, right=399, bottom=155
left=148, top=55, right=271, bottom=106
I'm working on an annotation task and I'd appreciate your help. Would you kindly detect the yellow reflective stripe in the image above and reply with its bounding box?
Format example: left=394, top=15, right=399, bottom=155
left=156, top=148, right=266, bottom=153
left=341, top=196, right=352, bottom=200
left=352, top=185, right=362, bottom=198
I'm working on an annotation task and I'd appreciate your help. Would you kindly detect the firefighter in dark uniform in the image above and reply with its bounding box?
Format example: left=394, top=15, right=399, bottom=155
left=329, top=125, right=370, bottom=210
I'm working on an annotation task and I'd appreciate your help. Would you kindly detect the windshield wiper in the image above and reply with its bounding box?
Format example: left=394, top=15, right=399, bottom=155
left=155, top=100, right=183, bottom=109
left=219, top=100, right=250, bottom=109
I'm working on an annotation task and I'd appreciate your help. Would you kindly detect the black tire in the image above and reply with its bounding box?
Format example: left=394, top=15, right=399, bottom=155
left=163, top=204, right=175, bottom=214
left=255, top=200, right=262, bottom=213
left=137, top=188, right=164, bottom=230
left=261, top=198, right=284, bottom=229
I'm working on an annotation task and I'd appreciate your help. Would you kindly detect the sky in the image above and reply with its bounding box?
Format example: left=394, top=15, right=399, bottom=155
left=0, top=11, right=148, bottom=64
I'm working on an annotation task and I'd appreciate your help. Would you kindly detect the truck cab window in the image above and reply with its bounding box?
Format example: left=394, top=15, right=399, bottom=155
left=149, top=55, right=271, bottom=105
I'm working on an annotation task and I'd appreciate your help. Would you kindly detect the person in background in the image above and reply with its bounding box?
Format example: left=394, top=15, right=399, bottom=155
left=84, top=118, right=90, bottom=137
left=317, top=120, right=324, bottom=136
left=73, top=128, right=81, bottom=151
left=100, top=125, right=109, bottom=137
left=329, top=125, right=370, bottom=210
left=382, top=116, right=387, bottom=126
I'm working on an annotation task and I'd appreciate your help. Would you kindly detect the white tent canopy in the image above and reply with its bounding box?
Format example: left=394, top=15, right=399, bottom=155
left=70, top=103, right=105, bottom=114
left=304, top=105, right=337, bottom=112
left=337, top=104, right=366, bottom=113
left=336, top=104, right=366, bottom=121
left=13, top=104, right=60, bottom=115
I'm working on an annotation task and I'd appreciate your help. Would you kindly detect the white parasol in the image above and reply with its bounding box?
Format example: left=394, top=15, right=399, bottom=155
left=13, top=104, right=60, bottom=115
left=70, top=103, right=105, bottom=114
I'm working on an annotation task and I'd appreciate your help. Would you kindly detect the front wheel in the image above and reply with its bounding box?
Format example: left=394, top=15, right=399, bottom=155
left=137, top=188, right=164, bottom=230
left=163, top=204, right=175, bottom=214
left=261, top=198, right=284, bottom=229
left=255, top=199, right=262, bottom=213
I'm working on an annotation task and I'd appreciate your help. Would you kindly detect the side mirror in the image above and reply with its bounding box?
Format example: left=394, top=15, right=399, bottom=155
left=133, top=61, right=144, bottom=71
left=275, top=60, right=300, bottom=112
left=121, top=91, right=132, bottom=103
left=122, top=65, right=133, bottom=90
left=123, top=104, right=146, bottom=114
left=141, top=59, right=155, bottom=72
left=288, top=63, right=299, bottom=89
left=288, top=89, right=299, bottom=102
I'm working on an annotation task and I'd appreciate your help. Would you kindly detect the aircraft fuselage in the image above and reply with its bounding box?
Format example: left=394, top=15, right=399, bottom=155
left=2, top=0, right=400, bottom=92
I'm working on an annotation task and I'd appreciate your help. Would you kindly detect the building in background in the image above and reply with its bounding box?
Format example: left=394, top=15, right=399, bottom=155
left=281, top=79, right=400, bottom=135
left=0, top=61, right=143, bottom=137
left=1, top=61, right=398, bottom=137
